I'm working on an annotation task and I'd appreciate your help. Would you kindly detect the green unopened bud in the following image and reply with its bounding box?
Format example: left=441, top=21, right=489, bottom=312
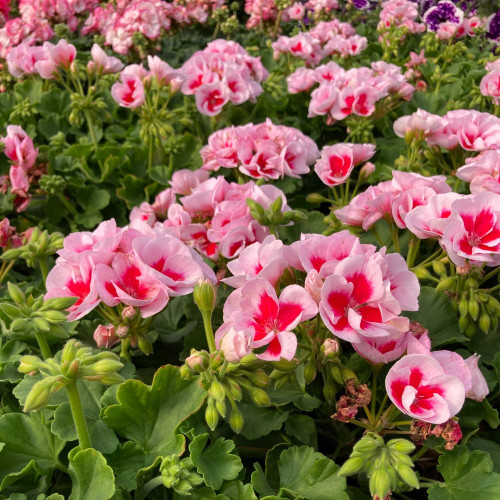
left=354, top=434, right=383, bottom=454
left=413, top=267, right=433, bottom=280
left=24, top=377, right=58, bottom=412
left=40, top=296, right=78, bottom=312
left=33, top=317, right=50, bottom=332
left=271, top=196, right=283, bottom=213
left=10, top=317, right=28, bottom=333
left=468, top=296, right=480, bottom=321
left=0, top=302, right=24, bottom=318
left=99, top=373, right=125, bottom=385
left=249, top=387, right=271, bottom=406
left=431, top=261, right=447, bottom=276
left=61, top=340, right=79, bottom=363
left=226, top=379, right=243, bottom=401
left=340, top=365, right=357, bottom=383
left=193, top=279, right=216, bottom=314
left=205, top=398, right=219, bottom=431
left=7, top=282, right=25, bottom=304
left=465, top=277, right=479, bottom=289
left=304, top=360, right=316, bottom=383
left=137, top=336, right=153, bottom=355
left=229, top=407, right=244, bottom=433
left=458, top=315, right=469, bottom=333
left=247, top=370, right=270, bottom=387
left=180, top=364, right=193, bottom=379
left=239, top=353, right=258, bottom=367
left=88, top=359, right=124, bottom=376
left=289, top=210, right=308, bottom=223
left=215, top=398, right=227, bottom=417
left=38, top=310, right=68, bottom=324
left=18, top=355, right=44, bottom=374
left=209, top=379, right=226, bottom=402
left=370, top=468, right=392, bottom=500
left=1, top=248, right=22, bottom=261
left=338, top=456, right=368, bottom=476
left=387, top=439, right=415, bottom=454
left=479, top=313, right=491, bottom=334
left=395, top=463, right=419, bottom=489
left=330, top=363, right=344, bottom=384
left=458, top=295, right=469, bottom=317
left=306, top=193, right=328, bottom=204
left=435, top=276, right=457, bottom=292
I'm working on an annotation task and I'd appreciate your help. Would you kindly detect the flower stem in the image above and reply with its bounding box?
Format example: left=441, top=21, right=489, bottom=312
left=66, top=380, right=92, bottom=450
left=57, top=192, right=79, bottom=217
left=135, top=476, right=164, bottom=500
left=0, top=260, right=15, bottom=284
left=34, top=330, right=52, bottom=360
left=39, top=256, right=49, bottom=283
left=201, top=311, right=216, bottom=353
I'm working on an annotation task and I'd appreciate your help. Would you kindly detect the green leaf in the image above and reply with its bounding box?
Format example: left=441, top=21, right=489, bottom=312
left=236, top=403, right=289, bottom=440
left=428, top=446, right=500, bottom=500
left=189, top=434, right=243, bottom=490
left=38, top=89, right=71, bottom=116
left=220, top=481, right=258, bottom=500
left=116, top=174, right=149, bottom=209
left=277, top=446, right=348, bottom=500
left=106, top=442, right=154, bottom=492
left=251, top=463, right=275, bottom=497
left=285, top=414, right=317, bottom=447
left=103, top=365, right=205, bottom=457
left=68, top=448, right=115, bottom=500
left=458, top=398, right=500, bottom=429
left=0, top=413, right=66, bottom=488
left=74, top=187, right=111, bottom=213
left=469, top=438, right=500, bottom=474
left=268, top=382, right=321, bottom=411
left=406, top=287, right=467, bottom=347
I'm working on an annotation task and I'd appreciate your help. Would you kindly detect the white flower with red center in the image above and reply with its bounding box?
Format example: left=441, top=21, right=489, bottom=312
left=45, top=256, right=100, bottom=321
left=441, top=191, right=500, bottom=267
left=94, top=254, right=169, bottom=318
left=132, top=235, right=215, bottom=296
left=319, top=254, right=412, bottom=343
left=385, top=354, right=466, bottom=424
left=219, top=278, right=318, bottom=361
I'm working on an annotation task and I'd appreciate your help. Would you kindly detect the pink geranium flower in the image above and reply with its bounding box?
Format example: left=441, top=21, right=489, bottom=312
left=111, top=72, right=145, bottom=109
left=386, top=354, right=466, bottom=424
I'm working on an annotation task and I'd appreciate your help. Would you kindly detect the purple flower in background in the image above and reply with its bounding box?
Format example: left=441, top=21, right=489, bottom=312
left=351, top=0, right=371, bottom=9
left=487, top=11, right=500, bottom=41
left=423, top=1, right=464, bottom=31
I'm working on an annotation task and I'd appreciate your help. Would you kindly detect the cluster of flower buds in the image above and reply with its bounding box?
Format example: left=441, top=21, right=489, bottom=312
left=19, top=339, right=124, bottom=412
left=0, top=282, right=75, bottom=338
left=247, top=197, right=307, bottom=232
left=181, top=348, right=278, bottom=434
left=339, top=434, right=419, bottom=500
left=159, top=455, right=204, bottom=496
left=455, top=285, right=500, bottom=336
left=1, top=227, right=63, bottom=269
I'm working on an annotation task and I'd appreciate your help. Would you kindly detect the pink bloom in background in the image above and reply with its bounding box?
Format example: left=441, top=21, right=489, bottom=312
left=89, top=44, right=124, bottom=74
left=33, top=39, right=77, bottom=79
left=147, top=55, right=184, bottom=89
left=195, top=81, right=228, bottom=116
left=169, top=169, right=210, bottom=195
left=386, top=354, right=465, bottom=424
left=441, top=191, right=500, bottom=267
left=217, top=278, right=317, bottom=361
left=111, top=72, right=146, bottom=109
left=314, top=142, right=375, bottom=186
left=1, top=125, right=38, bottom=170
left=218, top=326, right=252, bottom=362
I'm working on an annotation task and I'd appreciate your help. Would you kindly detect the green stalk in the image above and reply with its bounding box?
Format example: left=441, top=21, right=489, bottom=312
left=84, top=110, right=100, bottom=152
left=148, top=133, right=155, bottom=173
left=39, top=257, right=49, bottom=283
left=57, top=192, right=79, bottom=217
left=0, top=260, right=15, bottom=284
left=66, top=380, right=92, bottom=450
left=34, top=330, right=52, bottom=360
left=201, top=311, right=216, bottom=353
left=136, top=476, right=164, bottom=500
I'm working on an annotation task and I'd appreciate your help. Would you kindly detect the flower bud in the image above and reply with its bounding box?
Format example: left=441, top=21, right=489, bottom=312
left=479, top=313, right=491, bottom=334
left=468, top=295, right=480, bottom=321
left=269, top=358, right=297, bottom=372
left=7, top=282, right=25, bottom=304
left=94, top=325, right=120, bottom=348
left=0, top=303, right=23, bottom=318
left=205, top=398, right=219, bottom=431
left=340, top=365, right=357, bottom=383
left=458, top=315, right=469, bottom=333
left=249, top=387, right=271, bottom=407
left=323, top=381, right=337, bottom=401
left=435, top=276, right=457, bottom=292
left=270, top=196, right=283, bottom=214
left=39, top=310, right=68, bottom=324
left=24, top=377, right=57, bottom=412
left=458, top=295, right=469, bottom=317
left=33, top=317, right=50, bottom=332
left=209, top=379, right=226, bottom=402
left=359, top=162, right=375, bottom=181
left=40, top=296, right=78, bottom=312
left=387, top=439, right=415, bottom=454
left=10, top=318, right=28, bottom=332
left=18, top=355, right=44, bottom=374
left=99, top=373, right=125, bottom=385
left=338, top=456, right=367, bottom=476
left=370, top=468, right=391, bottom=500
left=247, top=370, right=270, bottom=388
left=88, top=359, right=124, bottom=376
left=215, top=398, right=227, bottom=417
left=180, top=364, right=193, bottom=379
left=122, top=306, right=137, bottom=319
left=226, top=379, right=243, bottom=401
left=138, top=337, right=153, bottom=355
left=432, top=261, right=447, bottom=276
left=193, top=279, right=216, bottom=315
left=304, top=360, right=316, bottom=383
left=306, top=193, right=328, bottom=204
left=321, top=339, right=340, bottom=359
left=229, top=407, right=244, bottom=434
left=116, top=325, right=129, bottom=338
left=330, top=363, right=344, bottom=385
left=413, top=267, right=433, bottom=280
left=186, top=350, right=209, bottom=372
left=395, top=463, right=419, bottom=489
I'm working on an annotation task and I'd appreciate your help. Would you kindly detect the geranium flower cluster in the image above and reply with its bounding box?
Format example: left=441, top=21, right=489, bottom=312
left=480, top=58, right=500, bottom=106
left=111, top=56, right=183, bottom=109
left=393, top=108, right=500, bottom=151
left=45, top=218, right=217, bottom=322
left=216, top=230, right=422, bottom=364
left=179, top=39, right=269, bottom=116
left=386, top=332, right=488, bottom=424
left=0, top=125, right=39, bottom=212
left=0, top=0, right=100, bottom=58
left=0, top=0, right=223, bottom=58
left=272, top=20, right=367, bottom=66
left=378, top=0, right=426, bottom=34
left=82, top=0, right=223, bottom=56
left=288, top=61, right=414, bottom=123
left=129, top=170, right=290, bottom=260
left=456, top=150, right=500, bottom=195
left=199, top=119, right=319, bottom=180
left=314, top=142, right=375, bottom=186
